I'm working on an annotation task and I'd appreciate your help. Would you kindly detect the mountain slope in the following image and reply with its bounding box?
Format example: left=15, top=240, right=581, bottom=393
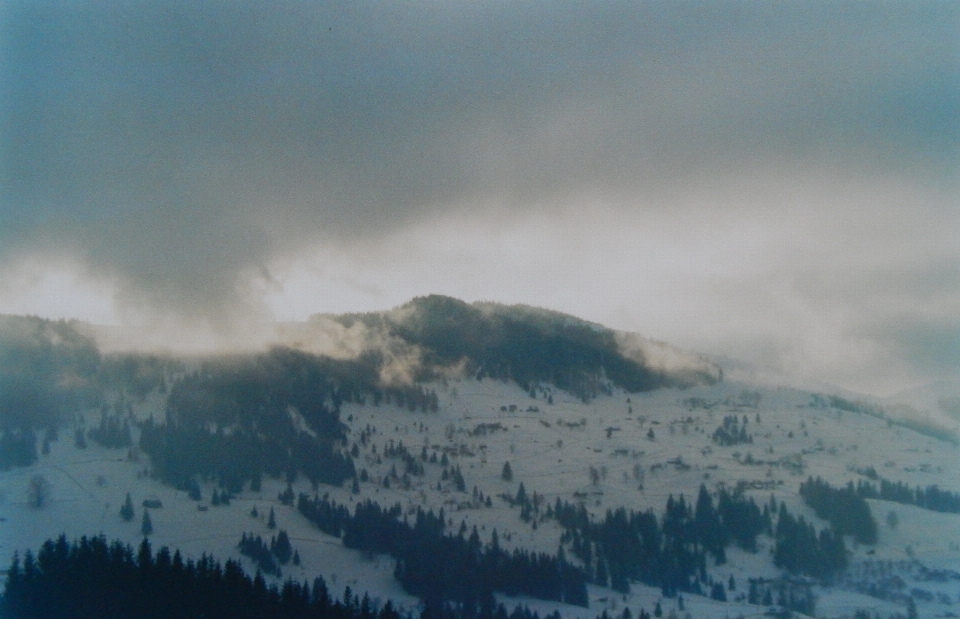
left=2, top=299, right=959, bottom=619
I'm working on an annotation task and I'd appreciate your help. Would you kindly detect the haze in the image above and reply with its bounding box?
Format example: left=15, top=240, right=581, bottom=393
left=1, top=2, right=958, bottom=396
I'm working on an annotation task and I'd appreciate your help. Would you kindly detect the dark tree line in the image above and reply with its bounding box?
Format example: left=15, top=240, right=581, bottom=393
left=441, top=464, right=466, bottom=492
left=98, top=353, right=177, bottom=400
left=772, top=501, right=847, bottom=580
left=853, top=476, right=960, bottom=515
left=138, top=348, right=374, bottom=492
left=711, top=415, right=753, bottom=446
left=297, top=494, right=589, bottom=607
left=238, top=531, right=295, bottom=577
left=297, top=493, right=352, bottom=537
left=337, top=296, right=718, bottom=401
left=382, top=440, right=426, bottom=477
left=138, top=347, right=451, bottom=493
left=163, top=349, right=354, bottom=438
left=372, top=386, right=440, bottom=413
left=163, top=347, right=440, bottom=433
left=2, top=534, right=572, bottom=619
left=799, top=477, right=877, bottom=545
left=746, top=578, right=816, bottom=616
left=86, top=408, right=132, bottom=449
left=552, top=485, right=767, bottom=596
left=140, top=419, right=355, bottom=493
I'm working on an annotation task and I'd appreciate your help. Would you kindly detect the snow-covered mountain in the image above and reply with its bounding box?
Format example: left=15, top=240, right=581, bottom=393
left=2, top=297, right=958, bottom=619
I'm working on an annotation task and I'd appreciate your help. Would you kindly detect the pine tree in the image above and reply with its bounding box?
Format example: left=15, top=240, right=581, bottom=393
left=268, top=507, right=276, bottom=529
left=710, top=582, right=727, bottom=601
left=906, top=596, right=918, bottom=619
left=273, top=530, right=293, bottom=564
left=120, top=493, right=135, bottom=522
left=502, top=461, right=513, bottom=482
left=596, top=559, right=609, bottom=587
left=516, top=482, right=527, bottom=504
left=141, top=510, right=153, bottom=536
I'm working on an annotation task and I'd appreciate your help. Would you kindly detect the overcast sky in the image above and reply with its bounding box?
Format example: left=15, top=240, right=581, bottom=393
left=1, top=1, right=958, bottom=395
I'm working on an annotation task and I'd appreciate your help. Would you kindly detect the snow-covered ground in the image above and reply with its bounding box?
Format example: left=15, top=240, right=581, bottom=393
left=3, top=376, right=960, bottom=618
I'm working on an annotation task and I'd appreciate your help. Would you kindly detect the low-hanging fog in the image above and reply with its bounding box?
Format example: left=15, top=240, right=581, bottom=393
left=1, top=1, right=958, bottom=396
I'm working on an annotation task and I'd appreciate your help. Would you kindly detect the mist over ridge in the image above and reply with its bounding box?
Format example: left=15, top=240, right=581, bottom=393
left=0, top=295, right=725, bottom=431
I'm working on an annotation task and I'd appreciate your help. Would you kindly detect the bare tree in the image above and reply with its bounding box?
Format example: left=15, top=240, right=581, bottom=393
left=28, top=475, right=50, bottom=508
left=887, top=510, right=899, bottom=530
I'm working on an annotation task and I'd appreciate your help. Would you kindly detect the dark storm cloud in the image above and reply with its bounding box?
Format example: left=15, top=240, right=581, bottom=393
left=1, top=1, right=958, bottom=329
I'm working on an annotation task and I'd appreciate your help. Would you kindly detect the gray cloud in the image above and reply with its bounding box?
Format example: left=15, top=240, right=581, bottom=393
left=1, top=1, right=958, bottom=392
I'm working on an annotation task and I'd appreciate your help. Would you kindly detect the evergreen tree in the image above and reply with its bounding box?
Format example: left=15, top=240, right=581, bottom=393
left=268, top=507, right=277, bottom=529
left=272, top=530, right=293, bottom=564
left=596, top=559, right=609, bottom=587
left=502, top=462, right=513, bottom=482
left=120, top=493, right=135, bottom=522
left=800, top=477, right=877, bottom=545
left=694, top=484, right=724, bottom=562
left=710, top=582, right=727, bottom=601
left=186, top=479, right=202, bottom=501
left=141, top=510, right=153, bottom=536
left=907, top=596, right=918, bottom=619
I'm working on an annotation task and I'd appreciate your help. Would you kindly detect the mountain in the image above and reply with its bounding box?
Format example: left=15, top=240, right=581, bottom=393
left=1, top=298, right=958, bottom=619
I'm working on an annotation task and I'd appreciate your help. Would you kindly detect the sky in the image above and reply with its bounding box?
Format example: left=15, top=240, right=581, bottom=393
left=1, top=1, right=958, bottom=396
